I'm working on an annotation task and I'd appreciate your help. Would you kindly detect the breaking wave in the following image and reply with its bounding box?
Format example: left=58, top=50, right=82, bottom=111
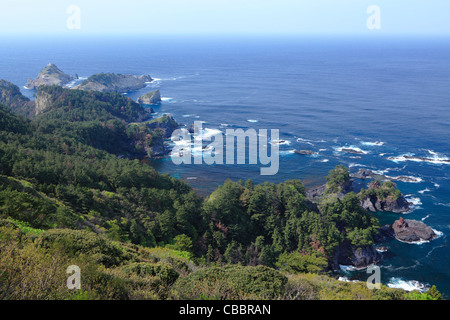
left=387, top=278, right=428, bottom=292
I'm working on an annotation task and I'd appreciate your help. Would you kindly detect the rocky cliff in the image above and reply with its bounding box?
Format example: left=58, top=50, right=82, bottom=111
left=333, top=242, right=382, bottom=269
left=34, top=88, right=55, bottom=115
left=74, top=73, right=153, bottom=93
left=360, top=196, right=410, bottom=213
left=359, top=180, right=410, bottom=213
left=129, top=114, right=179, bottom=158
left=0, top=79, right=35, bottom=117
left=25, top=63, right=76, bottom=89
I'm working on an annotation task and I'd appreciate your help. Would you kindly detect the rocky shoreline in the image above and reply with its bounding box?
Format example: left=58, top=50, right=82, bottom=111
left=306, top=174, right=439, bottom=270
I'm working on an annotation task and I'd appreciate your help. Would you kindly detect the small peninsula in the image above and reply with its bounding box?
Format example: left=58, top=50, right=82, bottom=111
left=74, top=72, right=153, bottom=93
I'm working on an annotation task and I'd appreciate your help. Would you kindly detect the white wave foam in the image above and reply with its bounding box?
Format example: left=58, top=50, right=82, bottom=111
left=320, top=159, right=329, bottom=163
left=181, top=114, right=196, bottom=118
left=397, top=238, right=430, bottom=245
left=421, top=215, right=430, bottom=222
left=334, top=146, right=368, bottom=155
left=387, top=175, right=423, bottom=183
left=361, top=141, right=385, bottom=146
left=405, top=196, right=422, bottom=206
left=349, top=163, right=367, bottom=168
left=339, top=264, right=370, bottom=272
left=387, top=278, right=428, bottom=292
left=434, top=183, right=440, bottom=188
left=432, top=229, right=444, bottom=239
left=270, top=139, right=291, bottom=146
left=339, top=265, right=356, bottom=272
left=388, top=153, right=450, bottom=165
left=427, top=150, right=439, bottom=156
left=372, top=169, right=390, bottom=175
left=161, top=97, right=174, bottom=102
left=418, top=188, right=431, bottom=194
left=437, top=202, right=450, bottom=207
left=247, top=119, right=258, bottom=123
left=280, top=149, right=296, bottom=156
left=64, top=77, right=87, bottom=88
left=338, top=276, right=360, bottom=283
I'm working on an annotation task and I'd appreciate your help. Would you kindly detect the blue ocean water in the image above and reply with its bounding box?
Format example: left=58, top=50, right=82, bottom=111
left=0, top=35, right=449, bottom=296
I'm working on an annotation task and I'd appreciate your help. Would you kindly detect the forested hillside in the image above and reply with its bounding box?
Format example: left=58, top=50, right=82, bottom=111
left=0, top=84, right=441, bottom=300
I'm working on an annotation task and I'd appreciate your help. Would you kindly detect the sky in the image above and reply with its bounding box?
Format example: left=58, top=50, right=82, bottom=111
left=0, top=0, right=449, bottom=36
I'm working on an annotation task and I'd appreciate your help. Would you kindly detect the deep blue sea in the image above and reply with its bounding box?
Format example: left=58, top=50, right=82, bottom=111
left=1, top=35, right=449, bottom=296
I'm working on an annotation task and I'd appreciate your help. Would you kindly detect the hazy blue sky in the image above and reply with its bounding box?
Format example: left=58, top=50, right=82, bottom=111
left=0, top=0, right=449, bottom=35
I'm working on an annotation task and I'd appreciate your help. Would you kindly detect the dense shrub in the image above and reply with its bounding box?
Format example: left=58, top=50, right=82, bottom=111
left=36, top=229, right=129, bottom=267
left=172, top=265, right=287, bottom=300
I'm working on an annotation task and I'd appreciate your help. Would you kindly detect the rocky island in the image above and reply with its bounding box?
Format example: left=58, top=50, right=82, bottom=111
left=25, top=63, right=77, bottom=89
left=74, top=72, right=153, bottom=93
left=137, top=90, right=161, bottom=105
left=378, top=217, right=437, bottom=243
left=358, top=180, right=411, bottom=213
left=340, top=148, right=366, bottom=155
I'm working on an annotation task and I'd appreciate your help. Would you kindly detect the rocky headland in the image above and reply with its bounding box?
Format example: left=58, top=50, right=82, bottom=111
left=130, top=114, right=179, bottom=158
left=25, top=63, right=76, bottom=89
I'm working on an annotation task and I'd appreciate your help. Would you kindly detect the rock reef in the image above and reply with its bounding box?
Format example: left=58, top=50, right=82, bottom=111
left=351, top=168, right=422, bottom=183
left=294, top=149, right=317, bottom=155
